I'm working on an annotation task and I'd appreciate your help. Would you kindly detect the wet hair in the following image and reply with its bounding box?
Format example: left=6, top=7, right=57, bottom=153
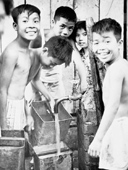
left=11, top=4, right=40, bottom=24
left=71, top=20, right=86, bottom=41
left=54, top=6, right=77, bottom=23
left=44, top=36, right=73, bottom=67
left=92, top=18, right=122, bottom=41
left=1, top=0, right=13, bottom=15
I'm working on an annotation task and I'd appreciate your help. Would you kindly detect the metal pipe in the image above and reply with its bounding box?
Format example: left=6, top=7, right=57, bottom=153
left=54, top=94, right=82, bottom=113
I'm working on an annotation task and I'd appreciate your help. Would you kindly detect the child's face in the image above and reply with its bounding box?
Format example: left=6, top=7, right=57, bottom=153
left=40, top=48, right=63, bottom=68
left=53, top=17, right=75, bottom=38
left=75, top=28, right=87, bottom=49
left=15, top=11, right=40, bottom=41
left=92, top=31, right=121, bottom=64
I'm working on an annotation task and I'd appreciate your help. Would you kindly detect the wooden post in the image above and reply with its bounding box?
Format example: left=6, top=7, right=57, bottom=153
left=77, top=17, right=105, bottom=170
left=123, top=0, right=127, bottom=59
left=86, top=17, right=105, bottom=125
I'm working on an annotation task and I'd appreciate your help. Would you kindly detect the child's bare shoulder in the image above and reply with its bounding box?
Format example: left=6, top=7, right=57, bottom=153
left=109, top=58, right=128, bottom=76
left=111, top=58, right=128, bottom=68
left=2, top=41, right=19, bottom=59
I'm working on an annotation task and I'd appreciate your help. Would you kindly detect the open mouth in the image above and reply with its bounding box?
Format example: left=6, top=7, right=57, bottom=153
left=97, top=51, right=111, bottom=56
left=27, top=31, right=37, bottom=34
left=26, top=28, right=37, bottom=34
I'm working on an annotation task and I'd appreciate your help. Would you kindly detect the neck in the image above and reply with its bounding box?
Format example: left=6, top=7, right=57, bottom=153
left=105, top=53, right=122, bottom=69
left=83, top=47, right=88, bottom=54
left=16, top=36, right=31, bottom=50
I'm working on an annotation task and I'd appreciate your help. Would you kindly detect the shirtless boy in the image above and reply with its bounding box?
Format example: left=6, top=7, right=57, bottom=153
left=29, top=6, right=87, bottom=102
left=88, top=18, right=128, bottom=170
left=0, top=4, right=73, bottom=131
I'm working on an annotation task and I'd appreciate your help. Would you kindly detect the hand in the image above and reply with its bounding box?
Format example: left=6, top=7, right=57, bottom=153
left=25, top=115, right=34, bottom=135
left=88, top=138, right=101, bottom=157
left=32, top=92, right=42, bottom=101
left=80, top=81, right=87, bottom=94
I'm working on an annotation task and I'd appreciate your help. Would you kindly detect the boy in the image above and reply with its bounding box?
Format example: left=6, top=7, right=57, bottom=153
left=0, top=4, right=73, bottom=131
left=88, top=18, right=128, bottom=170
left=29, top=6, right=87, bottom=102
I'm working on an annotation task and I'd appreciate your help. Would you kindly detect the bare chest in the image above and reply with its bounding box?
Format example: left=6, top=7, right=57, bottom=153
left=16, top=51, right=32, bottom=74
left=103, top=74, right=109, bottom=105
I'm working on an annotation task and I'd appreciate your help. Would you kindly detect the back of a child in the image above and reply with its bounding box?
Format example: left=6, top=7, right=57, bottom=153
left=37, top=6, right=77, bottom=101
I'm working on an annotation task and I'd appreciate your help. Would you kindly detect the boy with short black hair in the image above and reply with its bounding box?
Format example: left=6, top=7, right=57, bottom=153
left=88, top=18, right=128, bottom=170
left=0, top=4, right=73, bottom=131
left=29, top=6, right=87, bottom=103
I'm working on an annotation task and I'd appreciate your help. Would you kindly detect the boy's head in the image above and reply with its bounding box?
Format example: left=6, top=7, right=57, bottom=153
left=92, top=18, right=122, bottom=64
left=72, top=21, right=88, bottom=49
left=11, top=4, right=40, bottom=41
left=52, top=6, right=77, bottom=38
left=11, top=4, right=40, bottom=24
left=41, top=36, right=73, bottom=68
left=92, top=18, right=122, bottom=41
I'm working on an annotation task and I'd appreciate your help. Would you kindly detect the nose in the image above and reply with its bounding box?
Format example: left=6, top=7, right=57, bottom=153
left=62, top=28, right=69, bottom=36
left=98, top=42, right=106, bottom=51
left=27, top=20, right=35, bottom=28
left=79, top=34, right=83, bottom=41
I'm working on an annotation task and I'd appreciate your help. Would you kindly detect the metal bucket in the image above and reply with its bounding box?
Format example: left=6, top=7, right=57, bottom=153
left=30, top=101, right=73, bottom=146
left=0, top=137, right=25, bottom=170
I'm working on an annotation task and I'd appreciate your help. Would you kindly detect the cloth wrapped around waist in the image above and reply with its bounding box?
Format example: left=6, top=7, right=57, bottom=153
left=99, top=117, right=128, bottom=170
left=6, top=98, right=26, bottom=130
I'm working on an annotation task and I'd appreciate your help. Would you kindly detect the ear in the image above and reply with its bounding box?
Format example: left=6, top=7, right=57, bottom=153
left=42, top=47, right=48, bottom=53
left=51, top=19, right=55, bottom=27
left=118, top=39, right=123, bottom=45
left=118, top=39, right=123, bottom=48
left=13, top=22, right=18, bottom=31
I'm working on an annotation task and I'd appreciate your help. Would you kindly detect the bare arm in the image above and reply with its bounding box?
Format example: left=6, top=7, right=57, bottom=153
left=72, top=42, right=87, bottom=93
left=88, top=64, right=124, bottom=157
left=0, top=49, right=17, bottom=129
left=32, top=68, right=53, bottom=101
left=32, top=68, right=55, bottom=112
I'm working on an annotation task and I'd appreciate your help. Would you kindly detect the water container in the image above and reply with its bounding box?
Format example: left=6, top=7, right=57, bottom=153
left=0, top=137, right=25, bottom=170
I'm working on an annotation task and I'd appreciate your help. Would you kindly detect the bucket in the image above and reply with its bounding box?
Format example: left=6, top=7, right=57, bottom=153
left=30, top=101, right=73, bottom=146
left=33, top=142, right=73, bottom=170
left=0, top=137, right=25, bottom=170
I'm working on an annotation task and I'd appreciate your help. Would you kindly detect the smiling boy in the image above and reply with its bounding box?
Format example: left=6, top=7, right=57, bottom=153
left=88, top=18, right=128, bottom=170
left=0, top=4, right=73, bottom=131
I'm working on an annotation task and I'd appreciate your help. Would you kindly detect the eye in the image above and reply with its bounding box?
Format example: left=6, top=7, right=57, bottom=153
left=60, top=25, right=65, bottom=29
left=34, top=20, right=39, bottom=23
left=83, top=32, right=87, bottom=36
left=106, top=40, right=110, bottom=43
left=93, top=42, right=99, bottom=45
left=23, top=20, right=28, bottom=23
left=69, top=27, right=74, bottom=31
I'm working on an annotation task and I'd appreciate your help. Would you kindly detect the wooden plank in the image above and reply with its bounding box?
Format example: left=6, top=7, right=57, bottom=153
left=86, top=17, right=105, bottom=125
